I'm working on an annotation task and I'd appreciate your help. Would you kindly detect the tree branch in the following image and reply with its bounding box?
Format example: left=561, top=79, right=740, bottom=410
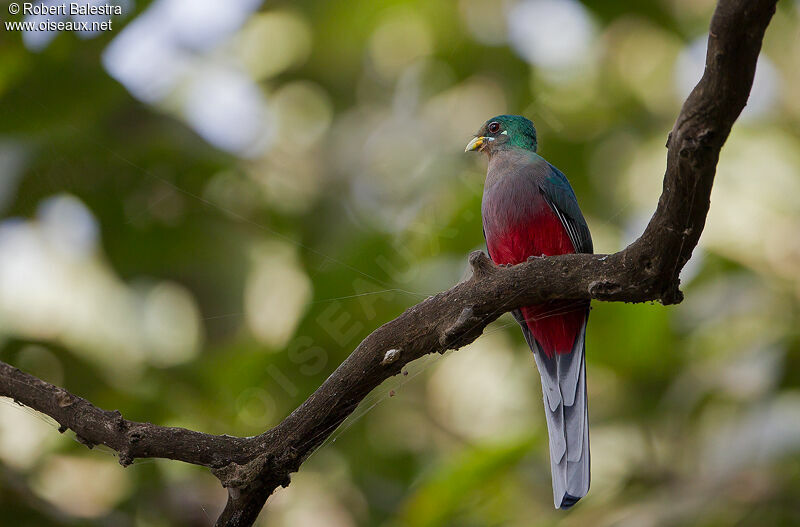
left=0, top=0, right=777, bottom=525
left=0, top=362, right=251, bottom=468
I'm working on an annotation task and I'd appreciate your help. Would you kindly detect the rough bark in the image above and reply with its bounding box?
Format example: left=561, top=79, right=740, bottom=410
left=0, top=0, right=778, bottom=525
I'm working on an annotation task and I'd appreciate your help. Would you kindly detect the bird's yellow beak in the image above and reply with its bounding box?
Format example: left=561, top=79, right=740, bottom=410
left=465, top=136, right=490, bottom=152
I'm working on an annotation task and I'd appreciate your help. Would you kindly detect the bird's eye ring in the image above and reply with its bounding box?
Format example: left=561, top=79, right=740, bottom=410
left=488, top=122, right=501, bottom=134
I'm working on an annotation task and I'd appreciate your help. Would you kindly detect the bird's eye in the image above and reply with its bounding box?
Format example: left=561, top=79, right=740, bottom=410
left=488, top=122, right=501, bottom=134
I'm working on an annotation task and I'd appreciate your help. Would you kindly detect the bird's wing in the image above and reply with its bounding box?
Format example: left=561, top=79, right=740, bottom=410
left=538, top=165, right=593, bottom=254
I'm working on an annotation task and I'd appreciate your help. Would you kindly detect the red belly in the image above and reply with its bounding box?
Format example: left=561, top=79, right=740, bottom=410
left=486, top=206, right=585, bottom=358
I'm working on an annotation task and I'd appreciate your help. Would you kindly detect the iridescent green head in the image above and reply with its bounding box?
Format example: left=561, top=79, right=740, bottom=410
left=465, top=115, right=538, bottom=154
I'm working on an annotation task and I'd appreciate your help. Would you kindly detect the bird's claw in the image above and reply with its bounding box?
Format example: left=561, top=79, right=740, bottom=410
left=527, top=254, right=546, bottom=261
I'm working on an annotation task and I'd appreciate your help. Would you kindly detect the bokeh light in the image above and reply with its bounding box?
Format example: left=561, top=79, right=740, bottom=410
left=675, top=35, right=780, bottom=120
left=507, top=0, right=596, bottom=74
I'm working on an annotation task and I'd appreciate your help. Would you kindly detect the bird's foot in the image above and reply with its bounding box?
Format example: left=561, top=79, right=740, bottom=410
left=497, top=263, right=513, bottom=268
left=527, top=254, right=546, bottom=261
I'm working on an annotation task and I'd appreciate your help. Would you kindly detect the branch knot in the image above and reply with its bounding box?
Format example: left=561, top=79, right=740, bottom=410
left=381, top=348, right=401, bottom=366
left=588, top=280, right=622, bottom=299
left=439, top=305, right=483, bottom=349
left=55, top=389, right=75, bottom=408
left=468, top=251, right=495, bottom=279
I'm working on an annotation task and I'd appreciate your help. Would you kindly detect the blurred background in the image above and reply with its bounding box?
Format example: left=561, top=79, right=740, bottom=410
left=1, top=0, right=799, bottom=525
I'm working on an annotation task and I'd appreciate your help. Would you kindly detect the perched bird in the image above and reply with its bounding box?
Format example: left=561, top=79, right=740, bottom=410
left=466, top=115, right=592, bottom=509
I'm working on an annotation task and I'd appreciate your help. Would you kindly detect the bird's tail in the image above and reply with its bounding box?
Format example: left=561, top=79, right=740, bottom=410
left=532, top=320, right=590, bottom=510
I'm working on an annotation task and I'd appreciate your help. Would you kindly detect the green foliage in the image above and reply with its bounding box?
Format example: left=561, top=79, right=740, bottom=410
left=401, top=435, right=538, bottom=527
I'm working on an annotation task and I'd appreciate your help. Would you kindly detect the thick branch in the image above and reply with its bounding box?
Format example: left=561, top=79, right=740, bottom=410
left=0, top=1, right=777, bottom=526
left=0, top=362, right=251, bottom=468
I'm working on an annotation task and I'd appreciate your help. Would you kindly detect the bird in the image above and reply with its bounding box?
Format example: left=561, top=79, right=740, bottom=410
left=466, top=115, right=592, bottom=509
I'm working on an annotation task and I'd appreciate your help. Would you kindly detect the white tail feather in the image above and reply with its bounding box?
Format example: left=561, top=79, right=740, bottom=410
left=532, top=321, right=590, bottom=509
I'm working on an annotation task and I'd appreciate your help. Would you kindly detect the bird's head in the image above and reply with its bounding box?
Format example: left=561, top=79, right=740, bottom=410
left=464, top=114, right=537, bottom=155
